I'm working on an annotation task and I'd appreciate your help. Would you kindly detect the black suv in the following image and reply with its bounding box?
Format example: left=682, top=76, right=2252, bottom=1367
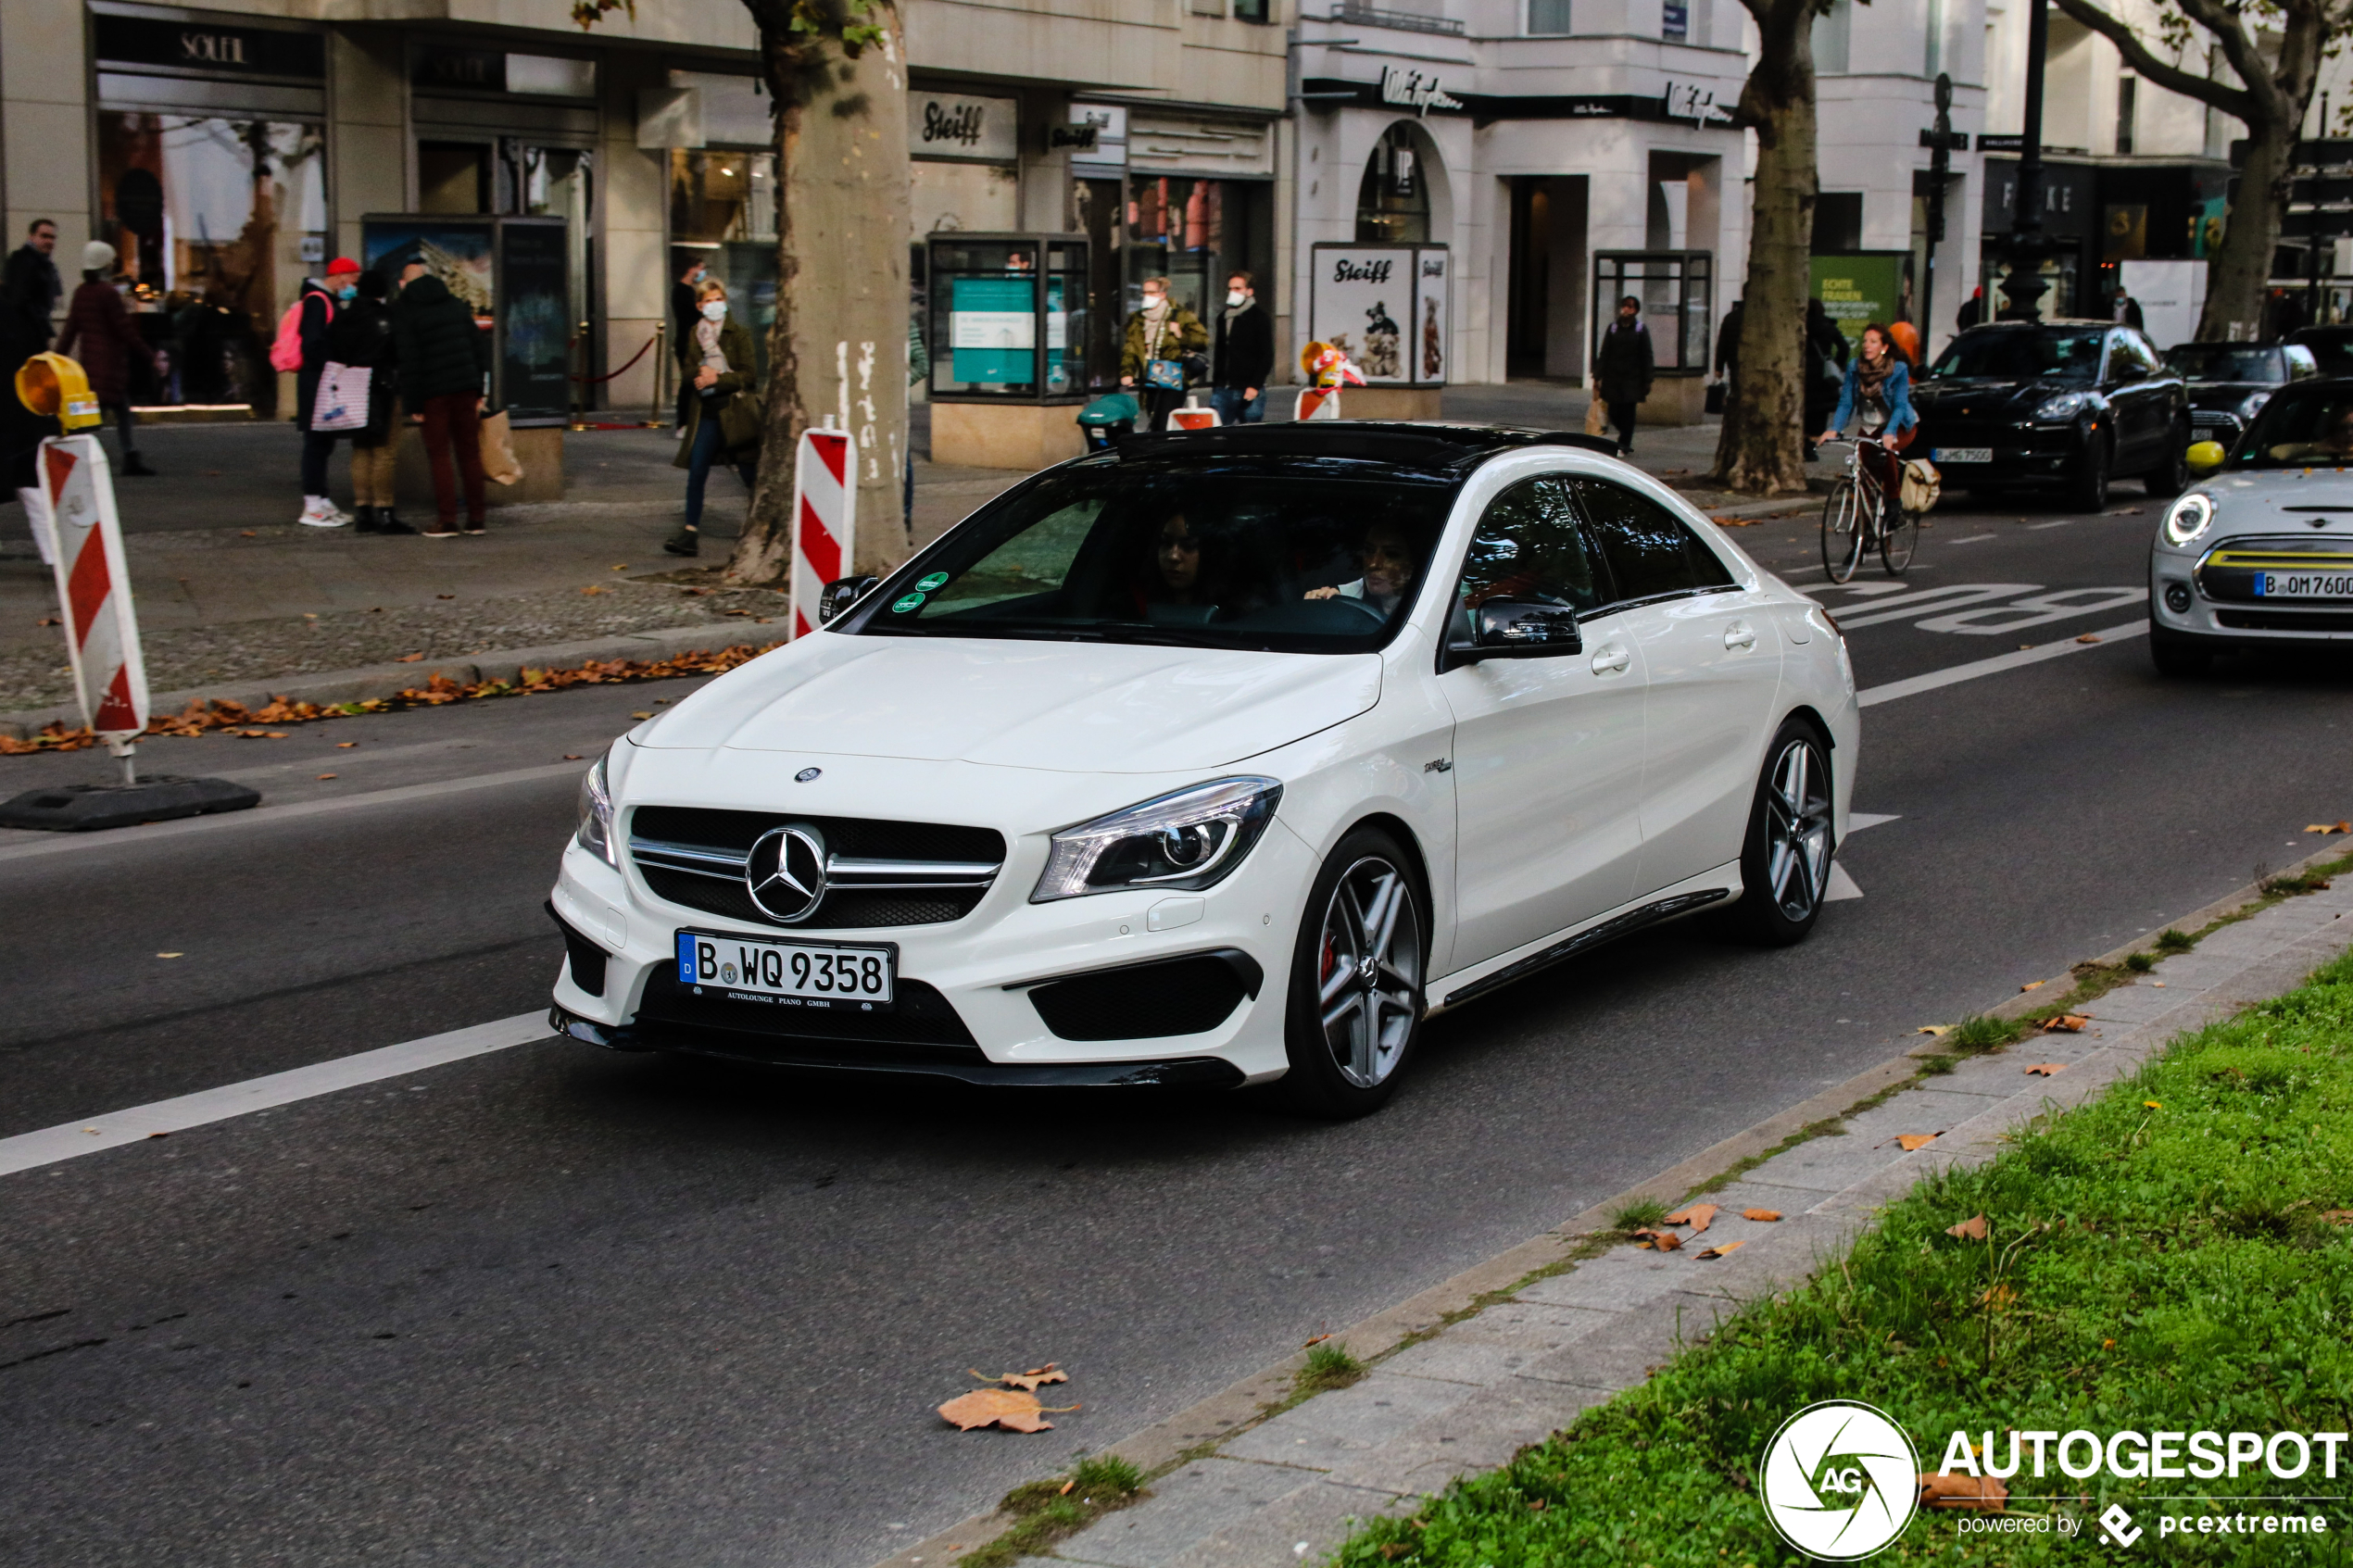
left=1910, top=320, right=2191, bottom=508
left=2165, top=341, right=2318, bottom=450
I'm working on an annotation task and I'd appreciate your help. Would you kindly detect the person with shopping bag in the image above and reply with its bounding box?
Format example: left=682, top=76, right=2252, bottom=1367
left=322, top=270, right=412, bottom=534
left=1119, top=278, right=1207, bottom=433
left=666, top=277, right=762, bottom=558
left=392, top=267, right=491, bottom=538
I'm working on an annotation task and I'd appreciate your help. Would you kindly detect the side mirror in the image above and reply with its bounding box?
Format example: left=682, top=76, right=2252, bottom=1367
left=1442, top=598, right=1582, bottom=670
left=2186, top=441, right=2226, bottom=473
left=818, top=574, right=879, bottom=624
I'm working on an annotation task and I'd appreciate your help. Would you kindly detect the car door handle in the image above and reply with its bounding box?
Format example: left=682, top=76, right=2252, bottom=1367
left=1590, top=645, right=1630, bottom=676
left=1723, top=622, right=1756, bottom=650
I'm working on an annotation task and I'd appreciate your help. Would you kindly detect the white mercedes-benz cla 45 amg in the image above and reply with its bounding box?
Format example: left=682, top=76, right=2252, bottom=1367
left=548, top=422, right=1860, bottom=1115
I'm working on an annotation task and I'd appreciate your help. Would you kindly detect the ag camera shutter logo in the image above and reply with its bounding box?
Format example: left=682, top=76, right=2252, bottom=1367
left=1758, top=1400, right=1920, bottom=1560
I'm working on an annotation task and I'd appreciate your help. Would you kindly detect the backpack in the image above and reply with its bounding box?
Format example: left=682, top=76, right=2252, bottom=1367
left=270, top=293, right=327, bottom=372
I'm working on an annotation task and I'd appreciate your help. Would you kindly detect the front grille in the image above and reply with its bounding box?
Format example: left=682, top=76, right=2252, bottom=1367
left=2215, top=609, right=2353, bottom=632
left=2196, top=536, right=2353, bottom=607
left=627, top=807, right=1005, bottom=930
left=1028, top=954, right=1256, bottom=1042
left=634, top=966, right=983, bottom=1060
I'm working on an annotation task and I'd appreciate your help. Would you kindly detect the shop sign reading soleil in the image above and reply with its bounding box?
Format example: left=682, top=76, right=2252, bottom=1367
left=909, top=92, right=1020, bottom=163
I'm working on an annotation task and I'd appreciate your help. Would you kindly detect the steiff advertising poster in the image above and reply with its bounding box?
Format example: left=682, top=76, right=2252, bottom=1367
left=1310, top=245, right=1450, bottom=386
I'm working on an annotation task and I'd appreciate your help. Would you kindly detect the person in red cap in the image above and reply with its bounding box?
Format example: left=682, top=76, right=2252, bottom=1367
left=294, top=257, right=362, bottom=527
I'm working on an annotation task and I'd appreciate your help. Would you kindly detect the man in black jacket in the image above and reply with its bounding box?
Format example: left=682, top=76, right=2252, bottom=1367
left=1211, top=270, right=1274, bottom=425
left=1592, top=295, right=1654, bottom=456
left=2, top=218, right=60, bottom=350
left=2, top=219, right=61, bottom=556
left=393, top=270, right=492, bottom=537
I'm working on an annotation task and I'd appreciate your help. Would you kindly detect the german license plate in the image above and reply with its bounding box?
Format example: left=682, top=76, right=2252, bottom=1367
left=674, top=930, right=895, bottom=1007
left=1932, top=447, right=1993, bottom=464
left=2256, top=571, right=2353, bottom=598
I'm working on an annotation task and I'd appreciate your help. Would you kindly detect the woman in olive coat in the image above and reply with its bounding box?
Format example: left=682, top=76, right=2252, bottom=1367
left=668, top=277, right=762, bottom=557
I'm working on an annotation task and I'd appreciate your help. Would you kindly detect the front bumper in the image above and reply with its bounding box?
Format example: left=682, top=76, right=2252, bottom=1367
left=1918, top=420, right=2096, bottom=488
left=2149, top=533, right=2353, bottom=644
left=547, top=807, right=1314, bottom=1086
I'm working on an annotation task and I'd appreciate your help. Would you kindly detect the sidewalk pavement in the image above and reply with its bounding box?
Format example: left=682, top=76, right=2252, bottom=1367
left=869, top=865, right=2353, bottom=1568
left=0, top=389, right=1760, bottom=731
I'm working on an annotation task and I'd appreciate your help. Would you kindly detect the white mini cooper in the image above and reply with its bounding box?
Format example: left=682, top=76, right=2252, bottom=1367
left=2150, top=379, right=2353, bottom=674
left=548, top=423, right=1859, bottom=1115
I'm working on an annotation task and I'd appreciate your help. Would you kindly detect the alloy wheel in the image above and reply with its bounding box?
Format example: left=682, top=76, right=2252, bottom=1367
left=1763, top=738, right=1833, bottom=921
left=1315, top=856, right=1423, bottom=1088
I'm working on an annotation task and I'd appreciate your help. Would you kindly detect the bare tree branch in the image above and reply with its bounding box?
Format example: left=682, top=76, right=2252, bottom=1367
left=2049, top=0, right=2260, bottom=123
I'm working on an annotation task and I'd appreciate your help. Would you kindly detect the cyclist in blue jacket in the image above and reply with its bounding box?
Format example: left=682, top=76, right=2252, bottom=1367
left=1814, top=322, right=1918, bottom=524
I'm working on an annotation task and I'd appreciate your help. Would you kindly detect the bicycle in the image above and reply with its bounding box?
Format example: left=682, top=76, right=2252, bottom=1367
left=1818, top=436, right=1920, bottom=583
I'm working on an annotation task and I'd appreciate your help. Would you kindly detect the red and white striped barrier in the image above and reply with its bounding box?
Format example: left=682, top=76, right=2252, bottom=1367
left=786, top=420, right=857, bottom=640
left=1295, top=387, right=1342, bottom=420
left=1169, top=397, right=1221, bottom=432
left=40, top=434, right=148, bottom=750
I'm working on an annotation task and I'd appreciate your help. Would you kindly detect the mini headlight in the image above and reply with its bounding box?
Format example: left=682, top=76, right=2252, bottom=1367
left=2236, top=390, right=2272, bottom=424
left=575, top=751, right=618, bottom=866
left=1032, top=777, right=1282, bottom=902
left=2161, top=493, right=2214, bottom=547
left=2033, top=390, right=2095, bottom=421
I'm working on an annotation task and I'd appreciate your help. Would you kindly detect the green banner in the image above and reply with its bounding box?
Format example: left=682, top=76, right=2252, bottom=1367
left=1810, top=254, right=1906, bottom=344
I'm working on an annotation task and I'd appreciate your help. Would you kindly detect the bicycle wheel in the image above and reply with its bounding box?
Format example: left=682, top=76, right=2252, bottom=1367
left=1880, top=501, right=1919, bottom=574
left=1820, top=480, right=1866, bottom=583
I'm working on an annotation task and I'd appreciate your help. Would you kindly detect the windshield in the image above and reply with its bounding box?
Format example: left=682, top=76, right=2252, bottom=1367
left=1930, top=328, right=2106, bottom=382
left=2166, top=345, right=2284, bottom=383
left=2236, top=389, right=2353, bottom=469
left=847, top=458, right=1459, bottom=652
left=2298, top=334, right=2353, bottom=375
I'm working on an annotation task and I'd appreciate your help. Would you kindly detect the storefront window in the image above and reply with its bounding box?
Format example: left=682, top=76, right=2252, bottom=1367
left=96, top=112, right=325, bottom=410
left=1357, top=125, right=1430, bottom=245
left=673, top=151, right=778, bottom=376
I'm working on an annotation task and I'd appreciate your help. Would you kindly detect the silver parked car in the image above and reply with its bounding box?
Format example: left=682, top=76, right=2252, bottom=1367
left=2149, top=379, right=2353, bottom=674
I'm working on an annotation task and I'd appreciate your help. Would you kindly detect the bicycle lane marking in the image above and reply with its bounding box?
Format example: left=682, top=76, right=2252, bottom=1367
left=1856, top=620, right=2149, bottom=708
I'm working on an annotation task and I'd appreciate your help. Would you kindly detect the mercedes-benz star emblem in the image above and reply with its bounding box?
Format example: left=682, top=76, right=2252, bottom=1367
left=795, top=767, right=822, bottom=783
left=744, top=824, right=827, bottom=922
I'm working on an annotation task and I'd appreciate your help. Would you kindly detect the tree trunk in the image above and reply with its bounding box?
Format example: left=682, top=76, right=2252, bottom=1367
left=727, top=11, right=913, bottom=587
left=2198, top=116, right=2293, bottom=342
left=1711, top=0, right=1817, bottom=495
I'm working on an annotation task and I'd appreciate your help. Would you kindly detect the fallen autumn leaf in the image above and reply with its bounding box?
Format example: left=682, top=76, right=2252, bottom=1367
left=937, top=1388, right=1075, bottom=1433
left=316, top=773, right=336, bottom=781
left=1894, top=1133, right=1941, bottom=1152
left=2020, top=981, right=2045, bottom=991
left=1630, top=1227, right=1682, bottom=1251
left=1693, top=1240, right=1745, bottom=1260
left=1742, top=1209, right=1782, bottom=1222
left=2024, top=1062, right=2068, bottom=1075
left=2039, top=1014, right=2090, bottom=1033
left=1662, top=1203, right=1718, bottom=1234
left=1946, top=1214, right=1990, bottom=1240
left=396, top=653, right=423, bottom=663
left=970, top=1363, right=1068, bottom=1392
left=1915, top=1025, right=1951, bottom=1036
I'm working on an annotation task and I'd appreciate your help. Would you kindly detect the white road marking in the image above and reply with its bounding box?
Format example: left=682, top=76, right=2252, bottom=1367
left=1914, top=585, right=2146, bottom=635
left=1857, top=620, right=2148, bottom=707
left=1846, top=812, right=1901, bottom=833
left=2024, top=520, right=2072, bottom=530
left=0, top=1012, right=551, bottom=1179
left=1833, top=584, right=2040, bottom=628
left=1823, top=582, right=1912, bottom=597
left=1946, top=533, right=1998, bottom=546
left=0, top=761, right=584, bottom=867
left=1826, top=863, right=1866, bottom=901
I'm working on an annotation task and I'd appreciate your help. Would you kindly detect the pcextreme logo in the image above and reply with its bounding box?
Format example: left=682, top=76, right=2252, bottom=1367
left=1758, top=1400, right=1921, bottom=1560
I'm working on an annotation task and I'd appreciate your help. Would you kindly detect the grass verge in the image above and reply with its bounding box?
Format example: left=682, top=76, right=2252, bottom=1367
left=1329, top=947, right=2353, bottom=1566
left=957, top=1455, right=1147, bottom=1568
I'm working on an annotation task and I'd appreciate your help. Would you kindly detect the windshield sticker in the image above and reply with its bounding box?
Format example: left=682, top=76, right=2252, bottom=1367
left=892, top=592, right=927, bottom=613
left=916, top=572, right=950, bottom=591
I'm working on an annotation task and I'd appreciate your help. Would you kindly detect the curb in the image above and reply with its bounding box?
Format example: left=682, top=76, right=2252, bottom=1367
left=866, top=834, right=2353, bottom=1568
left=0, top=621, right=781, bottom=742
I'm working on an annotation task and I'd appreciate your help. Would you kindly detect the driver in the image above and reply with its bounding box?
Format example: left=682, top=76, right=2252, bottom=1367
left=2271, top=405, right=2353, bottom=461
left=1304, top=519, right=1420, bottom=616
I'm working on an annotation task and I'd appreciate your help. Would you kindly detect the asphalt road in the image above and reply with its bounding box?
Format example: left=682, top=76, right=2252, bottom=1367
left=4, top=488, right=2350, bottom=1568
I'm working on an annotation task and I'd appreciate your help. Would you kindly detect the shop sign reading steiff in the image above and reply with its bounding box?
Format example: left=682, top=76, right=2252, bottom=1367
left=909, top=91, right=1019, bottom=163
left=1309, top=245, right=1450, bottom=385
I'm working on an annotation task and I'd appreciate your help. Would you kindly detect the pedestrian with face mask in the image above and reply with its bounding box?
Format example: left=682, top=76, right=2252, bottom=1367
left=667, top=277, right=762, bottom=558
left=55, top=241, right=160, bottom=477
left=1211, top=270, right=1273, bottom=426
left=1120, top=276, right=1207, bottom=433
left=391, top=261, right=491, bottom=538
left=1592, top=294, right=1653, bottom=457
left=326, top=270, right=412, bottom=533
left=291, top=257, right=362, bottom=525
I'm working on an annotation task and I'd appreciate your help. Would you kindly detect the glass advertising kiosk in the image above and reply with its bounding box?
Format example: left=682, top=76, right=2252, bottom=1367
left=925, top=232, right=1088, bottom=470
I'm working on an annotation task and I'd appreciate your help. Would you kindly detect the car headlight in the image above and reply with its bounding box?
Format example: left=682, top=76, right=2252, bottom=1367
left=575, top=750, right=618, bottom=866
left=2033, top=390, right=2095, bottom=421
left=1032, top=777, right=1283, bottom=902
left=2161, top=493, right=2214, bottom=546
left=2236, top=390, right=2271, bottom=424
